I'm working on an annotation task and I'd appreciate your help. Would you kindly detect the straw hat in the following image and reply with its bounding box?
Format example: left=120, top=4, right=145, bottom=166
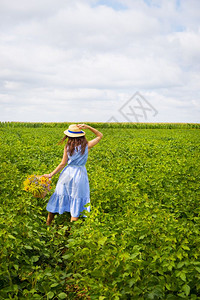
left=64, top=124, right=85, bottom=138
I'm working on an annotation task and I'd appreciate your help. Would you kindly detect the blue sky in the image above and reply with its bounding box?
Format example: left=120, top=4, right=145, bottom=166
left=93, top=0, right=128, bottom=10
left=0, top=0, right=200, bottom=123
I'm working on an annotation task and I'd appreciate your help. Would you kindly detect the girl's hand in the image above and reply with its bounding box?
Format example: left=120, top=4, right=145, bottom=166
left=42, top=173, right=52, bottom=178
left=77, top=124, right=87, bottom=129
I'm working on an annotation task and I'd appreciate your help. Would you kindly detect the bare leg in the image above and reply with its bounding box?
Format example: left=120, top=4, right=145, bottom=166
left=46, top=212, right=55, bottom=225
left=70, top=216, right=79, bottom=222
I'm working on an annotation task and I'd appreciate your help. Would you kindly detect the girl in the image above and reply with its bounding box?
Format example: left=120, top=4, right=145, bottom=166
left=43, top=124, right=103, bottom=225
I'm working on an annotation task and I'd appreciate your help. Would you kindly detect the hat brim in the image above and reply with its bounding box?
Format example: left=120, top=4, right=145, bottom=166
left=64, top=129, right=85, bottom=137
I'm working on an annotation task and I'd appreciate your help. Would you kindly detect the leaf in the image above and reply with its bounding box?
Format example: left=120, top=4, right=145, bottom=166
left=33, top=294, right=42, bottom=298
left=47, top=291, right=54, bottom=299
left=177, top=262, right=184, bottom=268
left=182, top=284, right=190, bottom=296
left=58, top=292, right=68, bottom=299
left=176, top=252, right=183, bottom=260
left=31, top=256, right=39, bottom=262
left=129, top=251, right=140, bottom=259
left=25, top=245, right=33, bottom=250
left=195, top=267, right=200, bottom=273
left=139, top=235, right=146, bottom=240
left=14, top=264, right=19, bottom=270
left=51, top=283, right=59, bottom=288
left=129, top=278, right=135, bottom=287
left=181, top=245, right=190, bottom=251
left=98, top=236, right=107, bottom=246
left=180, top=272, right=186, bottom=282
left=62, top=253, right=73, bottom=260
left=8, top=234, right=16, bottom=239
left=165, top=283, right=171, bottom=290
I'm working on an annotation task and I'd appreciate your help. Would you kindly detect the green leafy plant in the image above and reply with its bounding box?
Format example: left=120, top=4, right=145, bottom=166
left=0, top=123, right=200, bottom=299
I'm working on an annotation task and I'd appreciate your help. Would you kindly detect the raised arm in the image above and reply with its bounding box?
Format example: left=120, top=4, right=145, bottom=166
left=43, top=146, right=68, bottom=178
left=77, top=124, right=103, bottom=149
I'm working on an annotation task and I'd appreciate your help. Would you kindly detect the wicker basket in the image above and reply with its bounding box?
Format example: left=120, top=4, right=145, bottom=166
left=34, top=190, right=47, bottom=199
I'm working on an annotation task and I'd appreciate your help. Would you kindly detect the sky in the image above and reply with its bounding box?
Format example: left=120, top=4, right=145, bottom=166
left=0, top=0, right=200, bottom=123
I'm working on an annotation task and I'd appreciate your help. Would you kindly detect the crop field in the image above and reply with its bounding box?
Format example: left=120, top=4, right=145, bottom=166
left=0, top=122, right=200, bottom=299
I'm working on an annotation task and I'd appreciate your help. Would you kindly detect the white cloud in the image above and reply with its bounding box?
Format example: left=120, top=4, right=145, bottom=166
left=0, top=0, right=199, bottom=122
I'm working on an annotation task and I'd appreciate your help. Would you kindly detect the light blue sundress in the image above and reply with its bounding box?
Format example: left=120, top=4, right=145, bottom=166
left=46, top=144, right=90, bottom=217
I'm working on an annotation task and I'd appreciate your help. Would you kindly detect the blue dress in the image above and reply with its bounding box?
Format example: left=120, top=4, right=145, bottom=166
left=46, top=145, right=90, bottom=217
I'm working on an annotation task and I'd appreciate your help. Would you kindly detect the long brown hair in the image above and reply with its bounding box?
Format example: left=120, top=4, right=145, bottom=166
left=59, top=136, right=88, bottom=156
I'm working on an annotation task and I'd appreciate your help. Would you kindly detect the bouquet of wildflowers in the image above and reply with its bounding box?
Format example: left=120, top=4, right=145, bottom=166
left=23, top=175, right=52, bottom=198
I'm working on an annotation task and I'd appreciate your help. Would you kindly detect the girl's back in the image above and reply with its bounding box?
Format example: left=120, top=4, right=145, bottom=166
left=67, top=144, right=88, bottom=166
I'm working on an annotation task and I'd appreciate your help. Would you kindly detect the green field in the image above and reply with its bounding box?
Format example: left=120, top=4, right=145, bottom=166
left=0, top=123, right=200, bottom=299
